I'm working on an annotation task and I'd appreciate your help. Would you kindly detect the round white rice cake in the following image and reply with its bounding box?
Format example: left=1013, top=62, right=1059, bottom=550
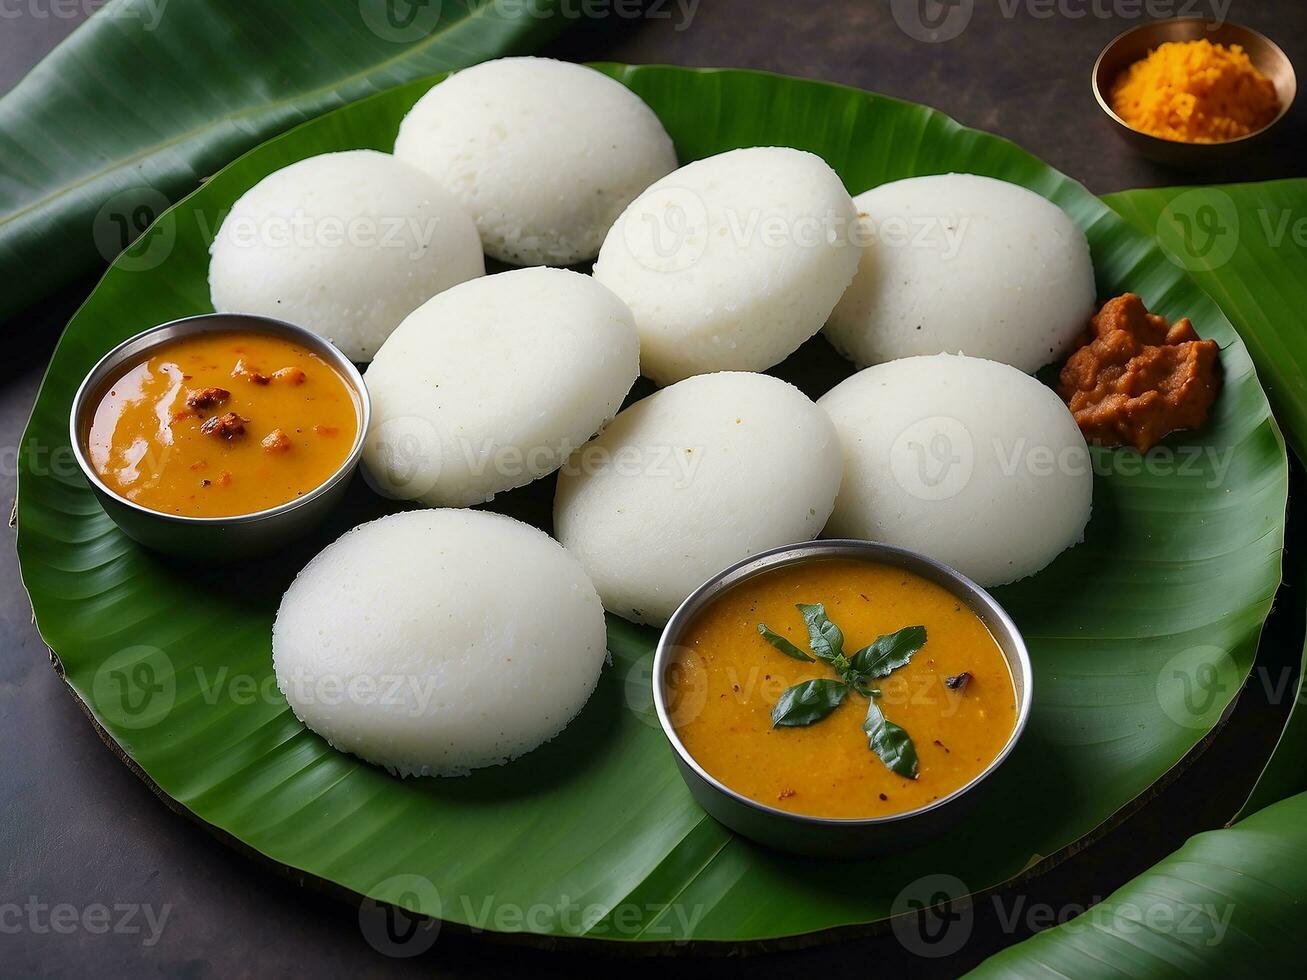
left=361, top=267, right=639, bottom=507
left=818, top=353, right=1092, bottom=587
left=273, top=509, right=608, bottom=777
left=554, top=371, right=843, bottom=626
left=394, top=57, right=677, bottom=266
left=593, top=146, right=861, bottom=386
left=208, top=149, right=484, bottom=361
left=824, top=173, right=1096, bottom=373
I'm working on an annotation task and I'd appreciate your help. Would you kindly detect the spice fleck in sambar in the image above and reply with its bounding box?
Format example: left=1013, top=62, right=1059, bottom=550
left=667, top=559, right=1018, bottom=819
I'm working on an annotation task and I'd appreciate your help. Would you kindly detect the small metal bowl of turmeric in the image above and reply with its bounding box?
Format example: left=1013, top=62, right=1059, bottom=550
left=1093, top=18, right=1295, bottom=165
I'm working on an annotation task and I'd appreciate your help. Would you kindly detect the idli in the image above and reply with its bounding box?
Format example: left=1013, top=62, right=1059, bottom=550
left=394, top=57, right=677, bottom=266
left=594, top=147, right=861, bottom=386
left=555, top=372, right=842, bottom=626
left=273, top=510, right=608, bottom=777
left=824, top=174, right=1096, bottom=373
left=818, top=353, right=1092, bottom=587
left=209, top=149, right=483, bottom=361
left=362, top=267, right=639, bottom=507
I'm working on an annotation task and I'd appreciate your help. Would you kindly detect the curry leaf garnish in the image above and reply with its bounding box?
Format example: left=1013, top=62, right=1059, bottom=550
left=771, top=679, right=849, bottom=727
left=757, top=624, right=815, bottom=662
left=849, top=625, right=927, bottom=679
left=796, top=603, right=846, bottom=665
left=863, top=700, right=919, bottom=779
left=759, top=603, right=926, bottom=776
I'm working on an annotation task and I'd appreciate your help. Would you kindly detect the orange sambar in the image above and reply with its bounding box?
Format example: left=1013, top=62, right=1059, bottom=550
left=89, top=331, right=359, bottom=519
left=667, top=559, right=1017, bottom=819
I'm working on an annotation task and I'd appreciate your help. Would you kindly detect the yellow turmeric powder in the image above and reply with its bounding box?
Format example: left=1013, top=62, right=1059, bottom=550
left=1109, top=39, right=1279, bottom=143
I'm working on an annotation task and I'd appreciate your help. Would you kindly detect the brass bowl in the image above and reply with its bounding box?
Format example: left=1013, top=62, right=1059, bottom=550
left=1092, top=17, right=1295, bottom=165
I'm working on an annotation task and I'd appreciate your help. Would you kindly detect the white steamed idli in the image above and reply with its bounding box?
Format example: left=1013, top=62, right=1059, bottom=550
left=555, top=371, right=842, bottom=626
left=273, top=510, right=608, bottom=777
left=818, top=353, right=1092, bottom=587
left=362, top=267, right=639, bottom=507
left=824, top=173, right=1096, bottom=373
left=208, top=149, right=483, bottom=361
left=394, top=57, right=677, bottom=266
left=594, top=147, right=861, bottom=386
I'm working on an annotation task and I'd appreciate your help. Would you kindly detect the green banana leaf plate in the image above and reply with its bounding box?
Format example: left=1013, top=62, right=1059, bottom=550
left=15, top=65, right=1288, bottom=946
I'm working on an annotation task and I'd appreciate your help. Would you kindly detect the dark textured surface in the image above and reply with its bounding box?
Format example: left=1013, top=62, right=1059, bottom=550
left=2, top=2, right=1303, bottom=976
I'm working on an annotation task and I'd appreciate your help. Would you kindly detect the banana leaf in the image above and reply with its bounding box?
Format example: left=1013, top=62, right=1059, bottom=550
left=964, top=789, right=1307, bottom=977
left=1104, top=180, right=1307, bottom=822
left=0, top=0, right=570, bottom=323
left=14, top=66, right=1287, bottom=944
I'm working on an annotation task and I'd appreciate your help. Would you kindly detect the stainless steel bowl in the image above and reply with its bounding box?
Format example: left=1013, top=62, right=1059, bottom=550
left=1092, top=18, right=1295, bottom=165
left=652, top=539, right=1033, bottom=858
left=69, top=313, right=370, bottom=560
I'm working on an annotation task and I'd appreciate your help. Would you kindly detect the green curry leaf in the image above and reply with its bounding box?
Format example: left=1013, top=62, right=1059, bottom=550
left=849, top=626, right=928, bottom=679
left=771, top=679, right=849, bottom=728
left=796, top=603, right=846, bottom=665
left=757, top=624, right=815, bottom=662
left=864, top=700, right=919, bottom=779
